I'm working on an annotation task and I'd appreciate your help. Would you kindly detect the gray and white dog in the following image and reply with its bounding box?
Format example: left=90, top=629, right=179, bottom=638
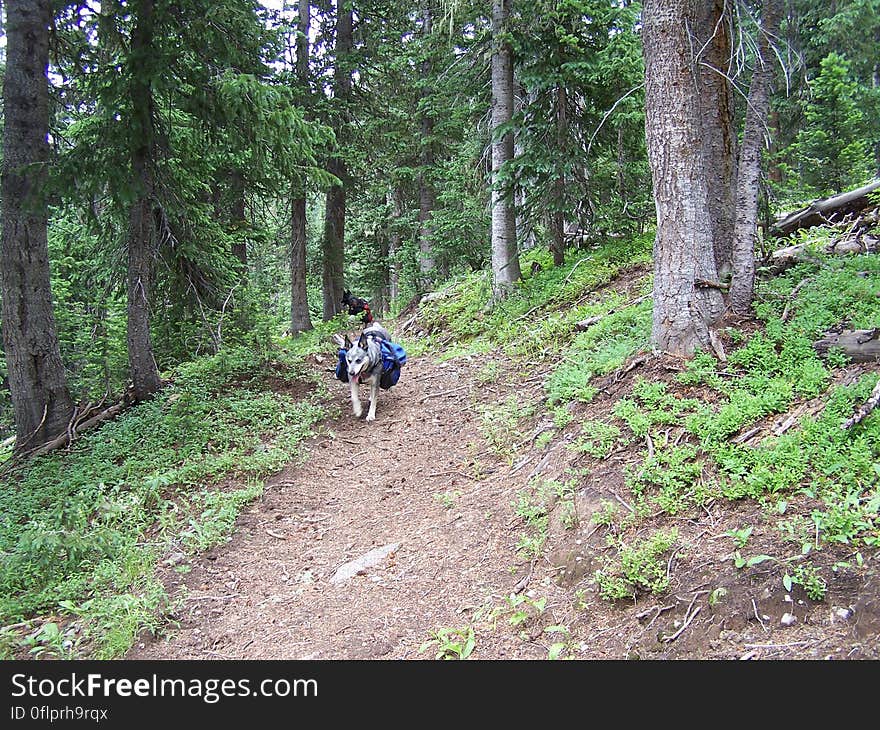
left=333, top=322, right=391, bottom=422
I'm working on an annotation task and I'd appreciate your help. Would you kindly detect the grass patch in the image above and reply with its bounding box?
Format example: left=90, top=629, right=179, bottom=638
left=0, top=325, right=339, bottom=657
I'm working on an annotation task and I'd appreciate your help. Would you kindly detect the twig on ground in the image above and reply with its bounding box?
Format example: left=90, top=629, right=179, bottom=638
left=419, top=385, right=468, bottom=403
left=752, top=599, right=768, bottom=633
left=662, top=605, right=702, bottom=642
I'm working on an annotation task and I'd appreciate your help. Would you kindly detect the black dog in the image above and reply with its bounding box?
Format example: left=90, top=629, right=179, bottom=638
left=341, top=290, right=373, bottom=324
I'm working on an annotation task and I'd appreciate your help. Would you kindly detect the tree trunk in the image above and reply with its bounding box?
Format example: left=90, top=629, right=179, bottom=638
left=388, top=186, right=403, bottom=302
left=550, top=83, right=567, bottom=267
left=0, top=0, right=76, bottom=451
left=418, top=0, right=436, bottom=289
left=290, top=0, right=313, bottom=333
left=126, top=0, right=162, bottom=401
left=290, top=194, right=313, bottom=332
left=322, top=158, right=346, bottom=320
left=729, top=0, right=781, bottom=315
left=697, top=0, right=736, bottom=277
left=321, top=0, right=352, bottom=320
left=230, top=169, right=247, bottom=271
left=643, top=0, right=725, bottom=356
left=490, top=0, right=522, bottom=297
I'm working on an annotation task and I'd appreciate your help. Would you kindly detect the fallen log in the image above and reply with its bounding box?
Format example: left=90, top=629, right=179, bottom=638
left=771, top=178, right=880, bottom=237
left=842, top=377, right=880, bottom=430
left=813, top=328, right=880, bottom=364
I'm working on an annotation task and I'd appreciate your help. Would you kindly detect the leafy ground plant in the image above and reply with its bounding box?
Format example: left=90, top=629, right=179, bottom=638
left=419, top=626, right=476, bottom=660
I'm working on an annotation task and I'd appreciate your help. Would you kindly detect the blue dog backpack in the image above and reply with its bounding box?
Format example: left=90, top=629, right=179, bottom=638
left=335, top=340, right=407, bottom=390
left=378, top=340, right=407, bottom=390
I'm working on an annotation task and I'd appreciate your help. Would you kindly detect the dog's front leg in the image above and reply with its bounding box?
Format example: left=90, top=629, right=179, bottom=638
left=350, top=380, right=363, bottom=418
left=366, top=378, right=379, bottom=421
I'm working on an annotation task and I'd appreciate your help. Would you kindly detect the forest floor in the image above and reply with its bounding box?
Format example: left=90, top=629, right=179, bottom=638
left=127, top=308, right=880, bottom=661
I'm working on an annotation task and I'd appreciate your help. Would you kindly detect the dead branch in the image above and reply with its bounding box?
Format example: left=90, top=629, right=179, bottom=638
left=24, top=402, right=126, bottom=459
left=781, top=278, right=811, bottom=323
left=771, top=178, right=880, bottom=237
left=841, top=377, right=880, bottom=430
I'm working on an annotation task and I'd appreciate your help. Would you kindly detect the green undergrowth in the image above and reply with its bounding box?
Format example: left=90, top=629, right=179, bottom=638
left=416, top=234, right=653, bottom=364
left=572, top=245, right=880, bottom=602
left=475, top=228, right=880, bottom=607
left=0, top=323, right=340, bottom=658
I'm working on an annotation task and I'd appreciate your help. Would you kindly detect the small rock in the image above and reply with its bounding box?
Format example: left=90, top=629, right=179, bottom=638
left=781, top=612, right=797, bottom=626
left=834, top=607, right=853, bottom=621
left=164, top=552, right=186, bottom=567
left=330, top=542, right=400, bottom=585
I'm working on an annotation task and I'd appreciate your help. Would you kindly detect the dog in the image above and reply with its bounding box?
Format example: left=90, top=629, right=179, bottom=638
left=341, top=290, right=374, bottom=324
left=332, top=322, right=391, bottom=421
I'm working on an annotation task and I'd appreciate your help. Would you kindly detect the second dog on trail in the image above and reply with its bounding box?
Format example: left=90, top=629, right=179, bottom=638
left=341, top=290, right=373, bottom=324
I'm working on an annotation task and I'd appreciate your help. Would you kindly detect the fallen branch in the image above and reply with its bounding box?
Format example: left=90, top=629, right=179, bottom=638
left=25, top=402, right=126, bottom=459
left=781, top=278, right=811, bottom=323
left=842, top=377, right=880, bottom=430
left=419, top=385, right=469, bottom=403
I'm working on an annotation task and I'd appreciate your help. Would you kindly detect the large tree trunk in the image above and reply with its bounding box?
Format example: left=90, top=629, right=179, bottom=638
left=550, top=83, right=567, bottom=267
left=490, top=0, right=522, bottom=298
left=322, top=157, right=346, bottom=320
left=0, top=0, right=76, bottom=451
left=697, top=0, right=736, bottom=277
left=229, top=169, right=247, bottom=271
left=643, top=0, right=725, bottom=356
left=388, top=186, right=403, bottom=302
left=290, top=194, right=313, bottom=332
left=729, top=0, right=781, bottom=315
left=126, top=0, right=162, bottom=401
left=290, top=0, right=313, bottom=333
left=321, top=0, right=351, bottom=320
left=417, top=0, right=436, bottom=289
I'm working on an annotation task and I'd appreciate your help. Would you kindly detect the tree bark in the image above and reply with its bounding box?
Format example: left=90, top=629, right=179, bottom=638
left=322, top=158, right=346, bottom=320
left=697, top=0, right=736, bottom=277
left=643, top=0, right=725, bottom=356
left=490, top=0, right=522, bottom=297
left=729, top=0, right=781, bottom=315
left=418, top=0, right=436, bottom=289
left=126, top=0, right=163, bottom=401
left=0, top=0, right=76, bottom=451
left=814, top=328, right=880, bottom=364
left=550, top=83, right=567, bottom=267
left=290, top=0, right=313, bottom=332
left=230, top=169, right=248, bottom=271
left=321, top=0, right=352, bottom=320
left=388, top=186, right=403, bottom=302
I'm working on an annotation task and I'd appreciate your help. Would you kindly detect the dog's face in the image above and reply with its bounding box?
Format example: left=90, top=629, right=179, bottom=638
left=344, top=333, right=373, bottom=382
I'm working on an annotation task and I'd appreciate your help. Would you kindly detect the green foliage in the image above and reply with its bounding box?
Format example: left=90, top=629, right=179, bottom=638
left=419, top=626, right=476, bottom=660
left=480, top=394, right=534, bottom=461
left=626, top=444, right=712, bottom=515
left=787, top=52, right=874, bottom=195
left=570, top=420, right=622, bottom=459
left=594, top=529, right=678, bottom=601
left=0, top=337, right=327, bottom=656
left=547, top=297, right=652, bottom=405
left=785, top=562, right=828, bottom=601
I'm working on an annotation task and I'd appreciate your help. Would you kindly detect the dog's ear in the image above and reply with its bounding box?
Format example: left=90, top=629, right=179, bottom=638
left=344, top=334, right=353, bottom=349
left=357, top=333, right=368, bottom=349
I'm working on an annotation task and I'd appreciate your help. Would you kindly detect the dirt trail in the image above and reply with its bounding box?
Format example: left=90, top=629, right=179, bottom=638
left=128, top=352, right=541, bottom=660
left=127, top=336, right=880, bottom=661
